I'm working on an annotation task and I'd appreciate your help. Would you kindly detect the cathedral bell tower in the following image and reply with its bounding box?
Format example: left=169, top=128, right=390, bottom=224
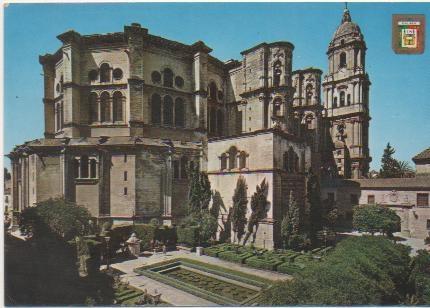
left=322, top=6, right=371, bottom=179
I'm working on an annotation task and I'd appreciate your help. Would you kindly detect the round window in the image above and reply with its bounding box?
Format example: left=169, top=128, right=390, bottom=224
left=175, top=76, right=184, bottom=88
left=113, top=68, right=123, bottom=80
left=151, top=71, right=161, bottom=83
left=88, top=70, right=98, bottom=81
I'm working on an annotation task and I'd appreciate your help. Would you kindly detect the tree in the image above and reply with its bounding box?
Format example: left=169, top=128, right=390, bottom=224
left=4, top=167, right=11, bottom=181
left=281, top=190, right=301, bottom=249
left=408, top=250, right=430, bottom=304
left=243, top=178, right=268, bottom=246
left=231, top=176, right=248, bottom=244
left=20, top=198, right=92, bottom=241
left=380, top=143, right=398, bottom=178
left=199, top=211, right=218, bottom=244
left=187, top=165, right=212, bottom=216
left=353, top=204, right=400, bottom=236
left=307, top=168, right=322, bottom=240
left=396, top=160, right=414, bottom=178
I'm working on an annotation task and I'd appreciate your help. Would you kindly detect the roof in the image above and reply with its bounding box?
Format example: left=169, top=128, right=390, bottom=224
left=332, top=9, right=363, bottom=41
left=348, top=177, right=430, bottom=189
left=9, top=137, right=201, bottom=157
left=413, top=148, right=430, bottom=162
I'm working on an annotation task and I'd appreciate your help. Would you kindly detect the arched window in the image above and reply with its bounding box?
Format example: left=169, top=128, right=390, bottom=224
left=333, top=97, right=338, bottom=108
left=217, top=109, right=224, bottom=136
left=180, top=156, right=188, bottom=179
left=89, top=93, right=98, bottom=123
left=173, top=160, right=180, bottom=179
left=174, top=98, right=185, bottom=127
left=163, top=68, right=173, bottom=87
left=209, top=82, right=218, bottom=101
left=288, top=147, right=295, bottom=173
left=100, top=63, right=111, bottom=82
left=209, top=107, right=216, bottom=134
left=339, top=52, right=346, bottom=68
left=273, top=61, right=282, bottom=87
left=340, top=91, right=345, bottom=107
left=113, top=92, right=123, bottom=122
left=163, top=95, right=173, bottom=126
left=80, top=155, right=89, bottom=178
left=151, top=93, right=161, bottom=125
left=305, top=84, right=313, bottom=105
left=228, top=146, right=238, bottom=170
left=239, top=151, right=247, bottom=169
left=283, top=152, right=289, bottom=171
left=90, top=159, right=97, bottom=178
left=220, top=153, right=227, bottom=170
left=294, top=153, right=300, bottom=173
left=100, top=92, right=110, bottom=122
left=347, top=94, right=351, bottom=106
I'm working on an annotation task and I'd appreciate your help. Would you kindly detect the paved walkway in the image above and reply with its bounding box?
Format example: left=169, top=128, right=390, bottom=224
left=107, top=250, right=291, bottom=306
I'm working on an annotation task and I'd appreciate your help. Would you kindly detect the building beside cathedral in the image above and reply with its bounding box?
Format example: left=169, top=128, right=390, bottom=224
left=9, top=8, right=376, bottom=248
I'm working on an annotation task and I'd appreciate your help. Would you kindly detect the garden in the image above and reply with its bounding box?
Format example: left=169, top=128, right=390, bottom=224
left=134, top=258, right=269, bottom=305
left=203, top=243, right=332, bottom=274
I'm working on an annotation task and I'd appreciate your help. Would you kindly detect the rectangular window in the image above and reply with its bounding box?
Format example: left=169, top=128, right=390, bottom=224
left=124, top=171, right=127, bottom=181
left=124, top=154, right=127, bottom=163
left=427, top=220, right=430, bottom=230
left=350, top=194, right=358, bottom=205
left=124, top=187, right=128, bottom=195
left=368, top=195, right=375, bottom=204
left=417, top=193, right=429, bottom=207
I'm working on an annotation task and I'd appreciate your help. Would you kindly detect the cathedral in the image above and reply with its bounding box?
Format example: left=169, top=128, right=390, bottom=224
left=8, top=8, right=371, bottom=248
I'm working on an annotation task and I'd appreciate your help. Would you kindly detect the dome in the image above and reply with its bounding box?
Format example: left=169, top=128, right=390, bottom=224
left=332, top=8, right=363, bottom=41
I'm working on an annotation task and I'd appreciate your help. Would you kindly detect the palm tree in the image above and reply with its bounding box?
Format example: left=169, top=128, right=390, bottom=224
left=395, top=160, right=414, bottom=178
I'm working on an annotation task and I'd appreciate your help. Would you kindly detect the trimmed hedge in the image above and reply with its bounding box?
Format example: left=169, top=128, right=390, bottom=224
left=218, top=250, right=254, bottom=264
left=177, top=226, right=199, bottom=247
left=277, top=261, right=306, bottom=274
left=245, top=256, right=284, bottom=271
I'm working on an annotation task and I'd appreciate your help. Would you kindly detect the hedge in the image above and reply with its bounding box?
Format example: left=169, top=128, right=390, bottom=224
left=177, top=226, right=199, bottom=247
left=245, top=256, right=284, bottom=271
left=218, top=250, right=254, bottom=264
left=277, top=261, right=306, bottom=274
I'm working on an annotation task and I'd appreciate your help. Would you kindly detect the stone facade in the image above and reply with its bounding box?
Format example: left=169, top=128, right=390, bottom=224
left=9, top=8, right=376, bottom=248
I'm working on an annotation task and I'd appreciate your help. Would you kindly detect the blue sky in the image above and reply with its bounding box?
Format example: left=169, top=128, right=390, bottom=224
left=4, top=2, right=430, bottom=171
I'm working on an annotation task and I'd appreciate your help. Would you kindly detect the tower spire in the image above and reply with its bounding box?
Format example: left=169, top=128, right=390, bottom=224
left=341, top=3, right=352, bottom=23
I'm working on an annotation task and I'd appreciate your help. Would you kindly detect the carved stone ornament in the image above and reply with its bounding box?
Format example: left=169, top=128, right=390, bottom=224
left=389, top=190, right=399, bottom=203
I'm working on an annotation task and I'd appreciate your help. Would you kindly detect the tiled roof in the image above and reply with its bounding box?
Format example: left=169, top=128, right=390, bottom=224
left=413, top=148, right=430, bottom=162
left=350, top=177, right=430, bottom=189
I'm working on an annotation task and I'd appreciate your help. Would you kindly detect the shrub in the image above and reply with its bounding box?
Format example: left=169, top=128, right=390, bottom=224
left=133, top=224, right=156, bottom=250
left=261, top=236, right=411, bottom=305
left=108, top=225, right=133, bottom=254
left=177, top=226, right=200, bottom=247
left=155, top=226, right=177, bottom=246
left=277, top=261, right=305, bottom=274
